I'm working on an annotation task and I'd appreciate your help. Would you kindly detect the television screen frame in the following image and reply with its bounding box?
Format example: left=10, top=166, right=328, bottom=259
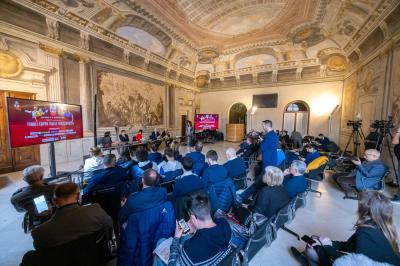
left=194, top=114, right=219, bottom=131
left=252, top=93, right=278, bottom=108
left=6, top=97, right=84, bottom=148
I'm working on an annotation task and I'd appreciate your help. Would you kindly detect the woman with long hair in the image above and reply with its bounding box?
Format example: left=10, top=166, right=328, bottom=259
left=299, top=191, right=400, bottom=265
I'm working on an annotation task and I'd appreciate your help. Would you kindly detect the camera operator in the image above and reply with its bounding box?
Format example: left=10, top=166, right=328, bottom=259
left=364, top=126, right=383, bottom=150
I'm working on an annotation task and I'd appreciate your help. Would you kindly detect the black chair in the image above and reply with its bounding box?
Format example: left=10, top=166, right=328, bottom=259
left=304, top=164, right=326, bottom=197
left=20, top=228, right=117, bottom=266
left=342, top=171, right=390, bottom=200
left=159, top=180, right=175, bottom=194
left=294, top=192, right=308, bottom=210
left=233, top=172, right=247, bottom=190
left=220, top=245, right=242, bottom=266
left=242, top=217, right=274, bottom=266
left=271, top=198, right=299, bottom=240
left=81, top=183, right=124, bottom=237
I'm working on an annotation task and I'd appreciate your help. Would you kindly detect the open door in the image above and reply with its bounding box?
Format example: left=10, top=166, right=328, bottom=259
left=181, top=115, right=187, bottom=137
left=0, top=91, right=40, bottom=174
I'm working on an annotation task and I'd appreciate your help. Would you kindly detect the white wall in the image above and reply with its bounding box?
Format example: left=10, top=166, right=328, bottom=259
left=200, top=81, right=343, bottom=143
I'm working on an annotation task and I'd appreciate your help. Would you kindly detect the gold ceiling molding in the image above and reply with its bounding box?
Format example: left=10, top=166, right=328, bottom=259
left=0, top=50, right=24, bottom=78
left=39, top=43, right=64, bottom=56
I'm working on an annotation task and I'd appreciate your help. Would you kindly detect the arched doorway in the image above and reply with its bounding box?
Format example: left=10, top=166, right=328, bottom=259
left=229, top=103, right=247, bottom=124
left=283, top=101, right=310, bottom=136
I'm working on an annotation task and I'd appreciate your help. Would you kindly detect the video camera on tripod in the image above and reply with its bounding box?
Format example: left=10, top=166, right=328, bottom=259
left=346, top=120, right=362, bottom=130
left=370, top=117, right=395, bottom=132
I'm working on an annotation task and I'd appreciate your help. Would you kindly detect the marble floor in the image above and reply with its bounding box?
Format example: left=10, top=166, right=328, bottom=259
left=0, top=141, right=399, bottom=266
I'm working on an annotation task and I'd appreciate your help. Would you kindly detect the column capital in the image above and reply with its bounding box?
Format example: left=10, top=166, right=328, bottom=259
left=39, top=43, right=63, bottom=56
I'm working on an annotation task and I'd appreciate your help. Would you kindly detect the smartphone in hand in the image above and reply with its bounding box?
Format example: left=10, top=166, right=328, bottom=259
left=178, top=219, right=190, bottom=234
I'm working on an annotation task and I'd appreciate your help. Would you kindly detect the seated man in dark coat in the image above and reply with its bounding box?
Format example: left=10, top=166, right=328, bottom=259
left=168, top=192, right=232, bottom=265
left=83, top=154, right=129, bottom=195
left=119, top=169, right=168, bottom=223
left=224, top=147, right=246, bottom=179
left=173, top=156, right=204, bottom=201
left=283, top=160, right=308, bottom=199
left=303, top=144, right=321, bottom=165
left=11, top=165, right=56, bottom=214
left=11, top=165, right=56, bottom=228
left=31, top=182, right=113, bottom=249
left=202, top=150, right=228, bottom=188
left=186, top=141, right=206, bottom=175
left=316, top=133, right=331, bottom=151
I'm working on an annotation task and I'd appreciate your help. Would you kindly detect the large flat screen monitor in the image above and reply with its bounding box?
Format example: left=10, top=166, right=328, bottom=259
left=195, top=114, right=219, bottom=130
left=6, top=97, right=83, bottom=148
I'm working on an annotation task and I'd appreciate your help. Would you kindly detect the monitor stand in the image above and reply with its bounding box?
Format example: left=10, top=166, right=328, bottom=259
left=49, top=142, right=57, bottom=178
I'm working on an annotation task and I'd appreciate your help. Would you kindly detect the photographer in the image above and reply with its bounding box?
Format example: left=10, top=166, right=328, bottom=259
left=334, top=149, right=387, bottom=196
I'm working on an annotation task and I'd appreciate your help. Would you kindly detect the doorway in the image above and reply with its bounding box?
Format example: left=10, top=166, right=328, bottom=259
left=229, top=103, right=247, bottom=125
left=181, top=115, right=187, bottom=136
left=0, top=91, right=40, bottom=174
left=282, top=101, right=310, bottom=136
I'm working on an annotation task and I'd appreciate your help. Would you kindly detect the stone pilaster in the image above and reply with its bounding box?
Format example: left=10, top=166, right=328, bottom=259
left=78, top=55, right=92, bottom=133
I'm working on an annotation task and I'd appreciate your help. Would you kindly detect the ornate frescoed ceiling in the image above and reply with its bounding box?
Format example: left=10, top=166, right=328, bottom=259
left=16, top=0, right=398, bottom=88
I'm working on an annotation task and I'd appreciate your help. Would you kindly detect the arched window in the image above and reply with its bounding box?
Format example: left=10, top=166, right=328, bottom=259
left=229, top=103, right=247, bottom=124
left=283, top=101, right=310, bottom=136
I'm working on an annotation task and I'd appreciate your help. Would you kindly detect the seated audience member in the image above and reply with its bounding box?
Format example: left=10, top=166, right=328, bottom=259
left=161, top=128, right=171, bottom=139
left=247, top=166, right=290, bottom=219
left=158, top=148, right=183, bottom=179
left=186, top=141, right=206, bottom=175
left=291, top=130, right=303, bottom=149
left=83, top=147, right=104, bottom=177
left=224, top=148, right=246, bottom=179
left=301, top=191, right=400, bottom=265
left=237, top=137, right=257, bottom=165
left=11, top=165, right=56, bottom=220
left=170, top=140, right=182, bottom=162
left=168, top=192, right=232, bottom=266
left=150, top=128, right=160, bottom=141
left=100, top=131, right=112, bottom=147
left=173, top=156, right=204, bottom=201
left=202, top=150, right=228, bottom=188
left=83, top=154, right=129, bottom=195
left=119, top=169, right=167, bottom=223
left=148, top=143, right=163, bottom=164
left=303, top=144, right=321, bottom=165
left=316, top=133, right=331, bottom=151
left=116, top=149, right=135, bottom=168
left=118, top=170, right=175, bottom=266
left=335, top=149, right=387, bottom=194
left=119, top=130, right=129, bottom=143
left=281, top=130, right=290, bottom=146
left=130, top=148, right=158, bottom=182
left=134, top=129, right=143, bottom=142
left=283, top=160, right=308, bottom=199
left=31, top=182, right=113, bottom=249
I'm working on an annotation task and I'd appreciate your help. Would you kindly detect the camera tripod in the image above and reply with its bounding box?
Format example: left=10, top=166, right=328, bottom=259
left=376, top=129, right=400, bottom=197
left=342, top=124, right=365, bottom=157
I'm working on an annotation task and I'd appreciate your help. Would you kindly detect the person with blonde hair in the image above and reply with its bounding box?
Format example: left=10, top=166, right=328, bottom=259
left=247, top=166, right=290, bottom=218
left=300, top=191, right=400, bottom=265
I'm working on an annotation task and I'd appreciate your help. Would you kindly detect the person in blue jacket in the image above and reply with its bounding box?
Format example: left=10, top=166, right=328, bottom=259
left=186, top=141, right=207, bottom=175
left=317, top=133, right=331, bottom=151
left=83, top=154, right=129, bottom=195
left=148, top=143, right=163, bottom=165
left=118, top=170, right=175, bottom=266
left=260, top=120, right=278, bottom=169
left=303, top=144, right=321, bottom=165
left=282, top=160, right=308, bottom=199
left=172, top=156, right=204, bottom=201
left=202, top=150, right=228, bottom=188
left=223, top=147, right=246, bottom=179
